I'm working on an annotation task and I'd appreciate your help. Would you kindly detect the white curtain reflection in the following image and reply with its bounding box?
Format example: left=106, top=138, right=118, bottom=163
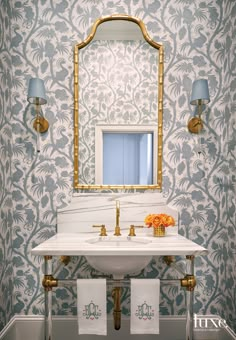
left=103, top=133, right=153, bottom=185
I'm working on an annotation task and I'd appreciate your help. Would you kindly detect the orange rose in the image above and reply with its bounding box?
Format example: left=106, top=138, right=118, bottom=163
left=144, top=214, right=154, bottom=227
left=160, top=214, right=168, bottom=227
left=144, top=213, right=175, bottom=228
left=166, top=215, right=175, bottom=226
left=152, top=215, right=162, bottom=228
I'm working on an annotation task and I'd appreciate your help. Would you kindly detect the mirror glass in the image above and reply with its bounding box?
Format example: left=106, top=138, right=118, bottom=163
left=74, top=15, right=163, bottom=190
left=103, top=132, right=153, bottom=185
left=95, top=125, right=157, bottom=185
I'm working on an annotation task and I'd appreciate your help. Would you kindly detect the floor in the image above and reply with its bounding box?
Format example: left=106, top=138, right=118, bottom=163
left=1, top=316, right=236, bottom=340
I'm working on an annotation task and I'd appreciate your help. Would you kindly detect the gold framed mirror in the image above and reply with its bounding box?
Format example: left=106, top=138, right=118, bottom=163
left=74, top=14, right=164, bottom=190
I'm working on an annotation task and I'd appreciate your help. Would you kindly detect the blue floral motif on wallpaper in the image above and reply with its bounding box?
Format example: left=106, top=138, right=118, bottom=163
left=0, top=0, right=14, bottom=331
left=0, top=0, right=235, bottom=333
left=78, top=39, right=157, bottom=183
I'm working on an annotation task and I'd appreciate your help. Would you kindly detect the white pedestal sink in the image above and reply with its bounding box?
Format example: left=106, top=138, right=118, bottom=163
left=85, top=236, right=153, bottom=279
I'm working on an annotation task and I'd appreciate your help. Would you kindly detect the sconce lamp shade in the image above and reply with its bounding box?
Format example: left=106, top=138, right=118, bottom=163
left=27, top=78, right=47, bottom=105
left=190, top=79, right=210, bottom=105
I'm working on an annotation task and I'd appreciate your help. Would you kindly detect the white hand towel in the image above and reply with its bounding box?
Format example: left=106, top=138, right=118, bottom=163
left=130, top=279, right=160, bottom=334
left=77, top=279, right=107, bottom=335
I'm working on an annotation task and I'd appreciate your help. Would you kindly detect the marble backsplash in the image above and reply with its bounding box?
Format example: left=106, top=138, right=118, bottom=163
left=57, top=192, right=178, bottom=234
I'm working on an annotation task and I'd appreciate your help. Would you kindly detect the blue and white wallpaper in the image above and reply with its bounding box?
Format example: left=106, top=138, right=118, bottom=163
left=0, top=0, right=235, bottom=332
left=79, top=39, right=157, bottom=183
left=0, top=0, right=14, bottom=330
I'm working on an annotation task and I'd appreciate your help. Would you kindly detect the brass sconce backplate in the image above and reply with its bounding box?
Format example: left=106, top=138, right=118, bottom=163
left=187, top=117, right=203, bottom=134
left=33, top=116, right=49, bottom=133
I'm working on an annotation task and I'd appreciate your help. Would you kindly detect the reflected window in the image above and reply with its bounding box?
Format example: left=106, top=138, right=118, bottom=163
left=103, top=133, right=153, bottom=185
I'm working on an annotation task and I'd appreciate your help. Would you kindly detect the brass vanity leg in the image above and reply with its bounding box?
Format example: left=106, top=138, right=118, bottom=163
left=43, top=256, right=57, bottom=340
left=181, top=255, right=195, bottom=340
left=112, top=287, right=121, bottom=330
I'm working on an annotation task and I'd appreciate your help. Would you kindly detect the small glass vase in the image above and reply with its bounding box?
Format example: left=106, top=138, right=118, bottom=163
left=153, top=225, right=165, bottom=237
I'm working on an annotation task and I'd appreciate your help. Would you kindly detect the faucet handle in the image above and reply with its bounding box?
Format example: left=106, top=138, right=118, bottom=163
left=93, top=224, right=107, bottom=236
left=128, top=225, right=143, bottom=237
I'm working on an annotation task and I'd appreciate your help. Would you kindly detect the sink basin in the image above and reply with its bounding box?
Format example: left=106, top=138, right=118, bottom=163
left=85, top=236, right=152, bottom=279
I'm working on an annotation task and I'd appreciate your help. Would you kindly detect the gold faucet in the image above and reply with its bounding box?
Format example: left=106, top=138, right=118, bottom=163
left=114, top=200, right=121, bottom=236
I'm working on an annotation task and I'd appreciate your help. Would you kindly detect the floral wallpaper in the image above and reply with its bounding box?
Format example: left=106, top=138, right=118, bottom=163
left=0, top=0, right=14, bottom=330
left=79, top=39, right=157, bottom=183
left=0, top=0, right=235, bottom=333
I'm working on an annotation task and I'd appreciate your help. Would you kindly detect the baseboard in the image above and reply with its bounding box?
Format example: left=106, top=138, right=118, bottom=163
left=0, top=317, right=16, bottom=340
left=0, top=315, right=235, bottom=340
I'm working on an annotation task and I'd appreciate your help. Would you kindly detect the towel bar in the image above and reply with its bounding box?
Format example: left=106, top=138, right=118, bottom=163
left=56, top=278, right=180, bottom=288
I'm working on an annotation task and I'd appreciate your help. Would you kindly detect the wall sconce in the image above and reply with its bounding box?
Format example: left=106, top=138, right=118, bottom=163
left=27, top=78, right=49, bottom=152
left=188, top=79, right=210, bottom=134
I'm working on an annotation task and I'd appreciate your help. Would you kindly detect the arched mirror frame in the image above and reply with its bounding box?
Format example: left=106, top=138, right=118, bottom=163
left=74, top=14, right=164, bottom=190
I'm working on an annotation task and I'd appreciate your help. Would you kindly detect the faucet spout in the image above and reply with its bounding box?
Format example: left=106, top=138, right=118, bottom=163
left=114, top=201, right=121, bottom=236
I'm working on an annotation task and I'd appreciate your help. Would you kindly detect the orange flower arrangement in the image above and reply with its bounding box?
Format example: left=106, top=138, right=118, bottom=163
left=144, top=214, right=175, bottom=228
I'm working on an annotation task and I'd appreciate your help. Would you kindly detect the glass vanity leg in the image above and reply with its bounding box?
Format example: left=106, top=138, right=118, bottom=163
left=45, top=289, right=53, bottom=340
left=44, top=256, right=53, bottom=340
left=185, top=255, right=195, bottom=340
left=186, top=288, right=194, bottom=340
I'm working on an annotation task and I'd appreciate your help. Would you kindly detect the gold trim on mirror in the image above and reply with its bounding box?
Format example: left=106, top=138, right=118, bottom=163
left=74, top=14, right=164, bottom=190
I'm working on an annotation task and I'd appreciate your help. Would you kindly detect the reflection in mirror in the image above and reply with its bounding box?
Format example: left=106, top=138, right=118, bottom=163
left=103, top=133, right=153, bottom=185
left=95, top=125, right=157, bottom=185
left=94, top=20, right=143, bottom=40
left=74, top=15, right=163, bottom=190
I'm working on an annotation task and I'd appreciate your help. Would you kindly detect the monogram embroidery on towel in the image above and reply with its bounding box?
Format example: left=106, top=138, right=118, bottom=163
left=83, top=300, right=102, bottom=320
left=135, top=301, right=154, bottom=320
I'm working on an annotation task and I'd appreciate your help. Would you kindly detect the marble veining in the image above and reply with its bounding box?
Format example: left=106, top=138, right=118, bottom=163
left=57, top=192, right=179, bottom=233
left=32, top=193, right=207, bottom=257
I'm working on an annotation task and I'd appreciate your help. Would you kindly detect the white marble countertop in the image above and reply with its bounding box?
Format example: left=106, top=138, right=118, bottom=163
left=31, top=231, right=208, bottom=256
